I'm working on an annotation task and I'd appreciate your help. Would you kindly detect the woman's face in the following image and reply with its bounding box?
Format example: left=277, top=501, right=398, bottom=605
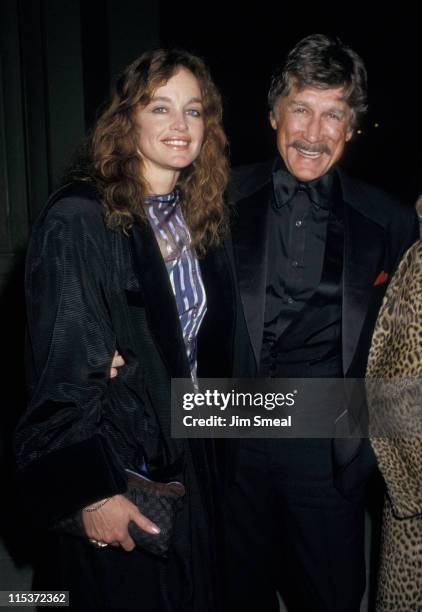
left=134, top=68, right=205, bottom=192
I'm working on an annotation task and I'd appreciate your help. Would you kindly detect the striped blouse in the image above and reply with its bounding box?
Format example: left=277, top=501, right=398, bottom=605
left=145, top=190, right=207, bottom=381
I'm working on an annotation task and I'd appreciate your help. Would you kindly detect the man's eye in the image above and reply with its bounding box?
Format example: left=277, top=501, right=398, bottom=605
left=293, top=107, right=307, bottom=114
left=152, top=107, right=168, bottom=114
left=327, top=112, right=341, bottom=121
left=186, top=109, right=202, bottom=117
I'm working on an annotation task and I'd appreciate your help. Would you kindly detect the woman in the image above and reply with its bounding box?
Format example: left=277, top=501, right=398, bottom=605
left=15, top=49, right=234, bottom=612
left=366, top=239, right=422, bottom=611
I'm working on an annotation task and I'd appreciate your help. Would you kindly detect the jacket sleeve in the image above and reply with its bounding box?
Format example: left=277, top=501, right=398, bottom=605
left=15, top=197, right=127, bottom=525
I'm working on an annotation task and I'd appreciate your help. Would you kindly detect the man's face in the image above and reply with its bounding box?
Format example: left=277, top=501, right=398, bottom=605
left=270, top=83, right=354, bottom=181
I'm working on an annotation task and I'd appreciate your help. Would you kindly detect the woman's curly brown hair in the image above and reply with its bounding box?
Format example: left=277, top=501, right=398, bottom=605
left=68, top=49, right=229, bottom=255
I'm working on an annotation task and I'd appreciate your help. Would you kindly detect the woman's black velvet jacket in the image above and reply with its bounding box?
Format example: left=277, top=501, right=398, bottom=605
left=15, top=180, right=236, bottom=529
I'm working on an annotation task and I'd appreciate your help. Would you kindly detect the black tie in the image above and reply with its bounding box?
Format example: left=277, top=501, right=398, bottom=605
left=273, top=169, right=333, bottom=210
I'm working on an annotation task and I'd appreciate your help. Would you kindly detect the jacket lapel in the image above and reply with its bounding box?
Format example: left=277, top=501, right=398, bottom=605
left=129, top=222, right=190, bottom=379
left=229, top=166, right=388, bottom=376
left=231, top=183, right=271, bottom=367
left=341, top=175, right=386, bottom=375
left=197, top=243, right=236, bottom=378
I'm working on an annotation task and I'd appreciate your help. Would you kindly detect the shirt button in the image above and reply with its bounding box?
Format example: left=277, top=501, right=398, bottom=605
left=295, top=219, right=303, bottom=228
left=291, top=260, right=299, bottom=268
left=286, top=296, right=294, bottom=304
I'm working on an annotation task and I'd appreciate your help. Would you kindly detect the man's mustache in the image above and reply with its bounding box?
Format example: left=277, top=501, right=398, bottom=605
left=290, top=140, right=331, bottom=155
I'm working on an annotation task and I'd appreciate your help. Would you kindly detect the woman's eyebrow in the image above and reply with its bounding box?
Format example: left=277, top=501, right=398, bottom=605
left=150, top=95, right=203, bottom=104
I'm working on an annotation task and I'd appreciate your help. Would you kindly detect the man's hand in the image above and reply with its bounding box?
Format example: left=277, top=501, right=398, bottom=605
left=110, top=351, right=125, bottom=378
left=82, top=494, right=160, bottom=552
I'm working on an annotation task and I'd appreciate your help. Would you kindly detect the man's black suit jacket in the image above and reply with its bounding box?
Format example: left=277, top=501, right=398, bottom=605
left=221, top=159, right=419, bottom=493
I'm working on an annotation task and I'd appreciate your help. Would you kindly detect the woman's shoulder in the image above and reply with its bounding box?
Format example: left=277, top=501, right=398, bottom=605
left=396, top=239, right=422, bottom=280
left=33, top=181, right=108, bottom=238
left=408, top=238, right=422, bottom=263
left=25, top=182, right=116, bottom=264
left=44, top=181, right=103, bottom=220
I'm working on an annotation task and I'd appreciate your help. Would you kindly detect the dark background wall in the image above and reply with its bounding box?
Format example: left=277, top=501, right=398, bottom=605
left=0, top=0, right=420, bottom=604
left=160, top=2, right=420, bottom=204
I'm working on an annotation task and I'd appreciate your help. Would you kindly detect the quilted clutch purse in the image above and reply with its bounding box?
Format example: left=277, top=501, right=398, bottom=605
left=51, top=469, right=186, bottom=557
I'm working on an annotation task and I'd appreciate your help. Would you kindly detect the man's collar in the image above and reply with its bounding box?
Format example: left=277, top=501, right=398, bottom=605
left=272, top=157, right=335, bottom=210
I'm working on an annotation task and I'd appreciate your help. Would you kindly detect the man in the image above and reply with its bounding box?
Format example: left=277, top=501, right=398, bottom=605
left=221, top=34, right=418, bottom=612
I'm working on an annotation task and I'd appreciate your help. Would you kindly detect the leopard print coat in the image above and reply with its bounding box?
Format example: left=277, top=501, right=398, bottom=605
left=366, top=240, right=422, bottom=611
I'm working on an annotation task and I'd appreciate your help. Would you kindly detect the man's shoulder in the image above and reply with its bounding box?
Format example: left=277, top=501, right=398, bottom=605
left=339, top=170, right=412, bottom=226
left=228, top=160, right=274, bottom=203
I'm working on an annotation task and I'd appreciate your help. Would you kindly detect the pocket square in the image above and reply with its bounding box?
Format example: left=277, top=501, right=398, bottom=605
left=374, top=271, right=389, bottom=286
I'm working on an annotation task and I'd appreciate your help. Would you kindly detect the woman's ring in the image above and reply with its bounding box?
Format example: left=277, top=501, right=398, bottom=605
left=89, top=538, right=109, bottom=548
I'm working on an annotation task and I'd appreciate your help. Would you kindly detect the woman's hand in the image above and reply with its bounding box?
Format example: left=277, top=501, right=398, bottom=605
left=82, top=494, right=160, bottom=551
left=110, top=351, right=125, bottom=378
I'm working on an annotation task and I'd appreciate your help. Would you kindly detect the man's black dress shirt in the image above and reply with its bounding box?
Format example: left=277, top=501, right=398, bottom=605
left=260, top=161, right=344, bottom=377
